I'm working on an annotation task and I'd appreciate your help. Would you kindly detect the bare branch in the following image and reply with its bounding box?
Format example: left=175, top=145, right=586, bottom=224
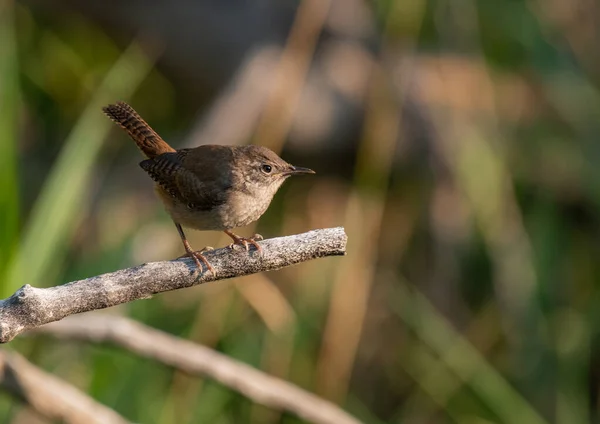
left=36, top=314, right=361, bottom=424
left=0, top=227, right=347, bottom=343
left=0, top=349, right=128, bottom=424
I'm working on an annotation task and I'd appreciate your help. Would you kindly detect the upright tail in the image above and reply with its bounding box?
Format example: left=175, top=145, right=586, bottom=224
left=103, top=102, right=175, bottom=158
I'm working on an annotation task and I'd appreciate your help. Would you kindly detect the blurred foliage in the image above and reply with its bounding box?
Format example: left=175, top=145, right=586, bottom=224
left=0, top=0, right=20, bottom=281
left=2, top=0, right=600, bottom=423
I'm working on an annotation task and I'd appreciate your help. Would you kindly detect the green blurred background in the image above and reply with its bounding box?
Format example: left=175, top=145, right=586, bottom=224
left=2, top=0, right=600, bottom=422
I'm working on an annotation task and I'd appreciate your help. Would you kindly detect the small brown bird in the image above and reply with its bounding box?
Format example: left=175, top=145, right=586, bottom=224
left=103, top=102, right=314, bottom=273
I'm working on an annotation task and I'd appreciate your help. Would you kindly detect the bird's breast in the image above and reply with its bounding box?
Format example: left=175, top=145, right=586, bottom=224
left=213, top=190, right=273, bottom=229
left=156, top=185, right=272, bottom=231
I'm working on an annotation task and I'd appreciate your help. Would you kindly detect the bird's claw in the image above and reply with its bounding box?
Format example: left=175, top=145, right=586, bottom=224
left=228, top=233, right=263, bottom=254
left=177, top=248, right=216, bottom=276
left=191, top=251, right=216, bottom=276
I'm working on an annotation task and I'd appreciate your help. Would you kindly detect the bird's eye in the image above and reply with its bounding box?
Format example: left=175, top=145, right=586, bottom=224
left=261, top=164, right=272, bottom=174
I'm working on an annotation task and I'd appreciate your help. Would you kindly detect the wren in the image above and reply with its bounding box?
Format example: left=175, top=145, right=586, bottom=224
left=103, top=102, right=314, bottom=274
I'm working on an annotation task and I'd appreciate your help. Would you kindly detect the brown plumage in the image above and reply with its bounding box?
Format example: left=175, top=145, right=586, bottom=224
left=102, top=102, right=175, bottom=158
left=103, top=102, right=315, bottom=274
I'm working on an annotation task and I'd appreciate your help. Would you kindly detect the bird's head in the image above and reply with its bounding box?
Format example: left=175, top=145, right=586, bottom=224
left=236, top=145, right=315, bottom=197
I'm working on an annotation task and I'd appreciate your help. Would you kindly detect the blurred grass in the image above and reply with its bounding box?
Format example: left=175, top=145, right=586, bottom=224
left=0, top=0, right=20, bottom=280
left=390, top=278, right=547, bottom=424
left=555, top=309, right=589, bottom=424
left=4, top=41, right=155, bottom=296
left=315, top=64, right=398, bottom=404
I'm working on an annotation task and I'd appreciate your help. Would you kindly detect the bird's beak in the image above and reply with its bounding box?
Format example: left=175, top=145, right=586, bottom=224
left=284, top=166, right=315, bottom=176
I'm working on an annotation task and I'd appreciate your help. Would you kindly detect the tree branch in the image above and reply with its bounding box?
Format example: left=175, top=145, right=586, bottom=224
left=0, top=349, right=128, bottom=424
left=36, top=315, right=362, bottom=424
left=0, top=227, right=346, bottom=343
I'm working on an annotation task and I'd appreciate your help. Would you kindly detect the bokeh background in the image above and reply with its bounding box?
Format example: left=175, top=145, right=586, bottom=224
left=2, top=0, right=600, bottom=422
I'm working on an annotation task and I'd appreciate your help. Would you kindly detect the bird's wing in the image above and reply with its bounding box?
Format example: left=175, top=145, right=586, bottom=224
left=139, top=150, right=228, bottom=211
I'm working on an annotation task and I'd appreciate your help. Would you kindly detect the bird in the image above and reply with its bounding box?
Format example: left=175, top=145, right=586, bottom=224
left=102, top=101, right=315, bottom=274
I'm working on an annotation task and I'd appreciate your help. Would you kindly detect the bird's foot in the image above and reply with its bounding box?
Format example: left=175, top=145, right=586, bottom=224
left=177, top=247, right=216, bottom=276
left=226, top=232, right=263, bottom=254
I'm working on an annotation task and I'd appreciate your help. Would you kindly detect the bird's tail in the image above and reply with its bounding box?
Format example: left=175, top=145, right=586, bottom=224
left=103, top=102, right=175, bottom=158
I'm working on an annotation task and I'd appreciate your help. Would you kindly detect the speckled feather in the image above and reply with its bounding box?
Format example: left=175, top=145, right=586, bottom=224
left=102, top=102, right=175, bottom=158
left=139, top=147, right=232, bottom=213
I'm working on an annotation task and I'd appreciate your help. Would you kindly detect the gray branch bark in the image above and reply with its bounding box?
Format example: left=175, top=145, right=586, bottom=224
left=0, top=349, right=128, bottom=424
left=0, top=227, right=347, bottom=343
left=37, top=315, right=362, bottom=424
